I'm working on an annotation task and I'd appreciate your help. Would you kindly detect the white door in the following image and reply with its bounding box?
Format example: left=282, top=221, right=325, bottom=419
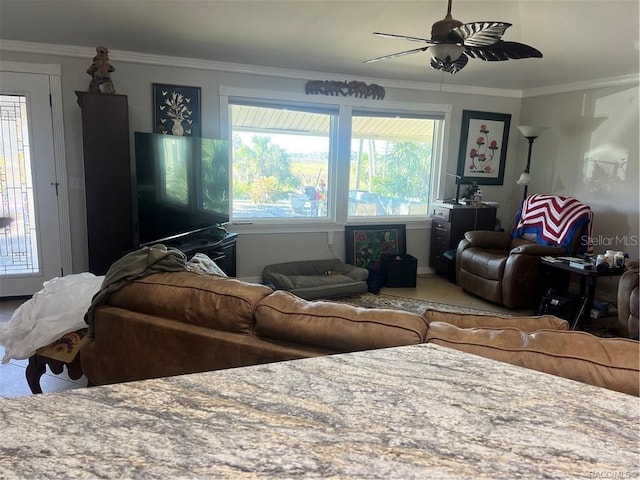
left=0, top=71, right=63, bottom=297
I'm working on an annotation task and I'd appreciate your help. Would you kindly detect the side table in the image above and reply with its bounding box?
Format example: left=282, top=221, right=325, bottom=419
left=26, top=329, right=88, bottom=394
left=540, top=259, right=625, bottom=330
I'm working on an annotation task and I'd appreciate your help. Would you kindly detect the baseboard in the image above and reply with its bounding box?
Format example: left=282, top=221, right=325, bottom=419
left=418, top=267, right=435, bottom=275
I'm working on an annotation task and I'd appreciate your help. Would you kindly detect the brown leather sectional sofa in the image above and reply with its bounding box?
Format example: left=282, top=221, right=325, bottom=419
left=80, top=271, right=639, bottom=396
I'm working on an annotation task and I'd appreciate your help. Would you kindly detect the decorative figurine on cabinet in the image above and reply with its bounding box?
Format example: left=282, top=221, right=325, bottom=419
left=86, top=46, right=115, bottom=94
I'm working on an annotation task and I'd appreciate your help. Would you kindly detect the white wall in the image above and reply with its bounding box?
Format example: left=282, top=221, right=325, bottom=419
left=519, top=84, right=640, bottom=299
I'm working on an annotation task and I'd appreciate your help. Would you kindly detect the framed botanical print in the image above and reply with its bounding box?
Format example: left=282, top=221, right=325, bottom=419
left=153, top=83, right=201, bottom=137
left=456, top=110, right=511, bottom=185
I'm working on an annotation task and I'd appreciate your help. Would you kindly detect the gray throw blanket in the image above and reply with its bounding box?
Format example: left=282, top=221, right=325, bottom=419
left=84, top=245, right=188, bottom=336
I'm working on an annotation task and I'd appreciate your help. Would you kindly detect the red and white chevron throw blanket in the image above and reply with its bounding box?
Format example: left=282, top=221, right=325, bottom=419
left=513, top=194, right=593, bottom=253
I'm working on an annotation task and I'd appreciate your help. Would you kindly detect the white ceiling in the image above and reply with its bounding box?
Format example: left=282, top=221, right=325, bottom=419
left=1, top=0, right=638, bottom=92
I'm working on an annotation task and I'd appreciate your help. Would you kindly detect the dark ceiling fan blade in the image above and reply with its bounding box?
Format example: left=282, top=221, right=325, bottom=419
left=464, top=41, right=543, bottom=61
left=454, top=22, right=512, bottom=47
left=364, top=46, right=430, bottom=64
left=366, top=0, right=541, bottom=72
left=430, top=52, right=469, bottom=74
left=373, top=32, right=434, bottom=44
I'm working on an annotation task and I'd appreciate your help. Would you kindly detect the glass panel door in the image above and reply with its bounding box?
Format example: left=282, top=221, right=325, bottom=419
left=0, top=94, right=40, bottom=275
left=0, top=71, right=62, bottom=297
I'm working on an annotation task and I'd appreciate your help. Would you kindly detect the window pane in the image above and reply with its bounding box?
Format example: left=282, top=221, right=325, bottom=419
left=231, top=104, right=332, bottom=220
left=0, top=95, right=40, bottom=275
left=349, top=115, right=436, bottom=217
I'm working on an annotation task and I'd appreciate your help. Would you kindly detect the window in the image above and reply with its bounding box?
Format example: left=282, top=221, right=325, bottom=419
left=225, top=92, right=448, bottom=225
left=230, top=102, right=334, bottom=219
left=349, top=112, right=437, bottom=217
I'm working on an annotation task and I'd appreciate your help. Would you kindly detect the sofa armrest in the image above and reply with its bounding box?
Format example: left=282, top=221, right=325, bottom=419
left=510, top=244, right=567, bottom=256
left=463, top=230, right=512, bottom=250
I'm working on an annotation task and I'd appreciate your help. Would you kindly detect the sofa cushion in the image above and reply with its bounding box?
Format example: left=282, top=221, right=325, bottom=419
left=426, top=322, right=640, bottom=396
left=106, top=272, right=273, bottom=334
left=423, top=309, right=569, bottom=331
left=254, top=290, right=428, bottom=352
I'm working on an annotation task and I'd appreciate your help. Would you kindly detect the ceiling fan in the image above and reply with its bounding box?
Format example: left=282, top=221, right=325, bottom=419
left=365, top=0, right=542, bottom=74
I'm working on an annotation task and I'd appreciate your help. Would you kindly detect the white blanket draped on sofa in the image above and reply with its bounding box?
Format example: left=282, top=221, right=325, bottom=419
left=0, top=273, right=104, bottom=363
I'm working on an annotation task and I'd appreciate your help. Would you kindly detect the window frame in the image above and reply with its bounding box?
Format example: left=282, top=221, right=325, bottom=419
left=219, top=86, right=452, bottom=232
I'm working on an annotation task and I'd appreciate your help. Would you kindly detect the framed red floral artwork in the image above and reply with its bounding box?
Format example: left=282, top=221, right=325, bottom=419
left=456, top=110, right=511, bottom=185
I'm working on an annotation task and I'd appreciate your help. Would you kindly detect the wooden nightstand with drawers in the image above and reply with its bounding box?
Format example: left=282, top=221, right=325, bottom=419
left=429, top=203, right=497, bottom=282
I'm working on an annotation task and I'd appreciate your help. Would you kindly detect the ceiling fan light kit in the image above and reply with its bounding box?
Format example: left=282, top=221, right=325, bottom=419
left=428, top=43, right=465, bottom=66
left=366, top=0, right=542, bottom=74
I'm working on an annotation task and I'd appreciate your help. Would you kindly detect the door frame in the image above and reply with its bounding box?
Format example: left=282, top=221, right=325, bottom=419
left=0, top=61, right=72, bottom=276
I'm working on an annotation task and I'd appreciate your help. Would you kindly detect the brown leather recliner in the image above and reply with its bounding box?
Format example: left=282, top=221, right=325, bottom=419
left=456, top=231, right=568, bottom=308
left=618, top=260, right=639, bottom=339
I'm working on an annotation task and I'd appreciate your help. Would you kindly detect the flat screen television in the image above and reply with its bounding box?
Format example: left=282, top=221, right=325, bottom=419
left=134, top=132, right=229, bottom=246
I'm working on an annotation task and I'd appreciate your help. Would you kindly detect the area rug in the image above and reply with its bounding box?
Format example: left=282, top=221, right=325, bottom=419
left=332, top=292, right=618, bottom=337
left=332, top=293, right=490, bottom=316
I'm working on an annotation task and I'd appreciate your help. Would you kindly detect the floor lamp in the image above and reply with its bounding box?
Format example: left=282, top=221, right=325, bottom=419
left=516, top=126, right=548, bottom=205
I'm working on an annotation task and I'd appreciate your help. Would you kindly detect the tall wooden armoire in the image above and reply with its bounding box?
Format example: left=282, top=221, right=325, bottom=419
left=76, top=92, right=133, bottom=275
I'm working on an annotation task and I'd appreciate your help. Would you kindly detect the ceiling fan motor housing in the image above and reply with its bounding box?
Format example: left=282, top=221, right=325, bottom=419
left=431, top=15, right=463, bottom=42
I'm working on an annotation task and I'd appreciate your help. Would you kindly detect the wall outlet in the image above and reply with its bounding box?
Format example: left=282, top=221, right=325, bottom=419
left=327, top=231, right=334, bottom=246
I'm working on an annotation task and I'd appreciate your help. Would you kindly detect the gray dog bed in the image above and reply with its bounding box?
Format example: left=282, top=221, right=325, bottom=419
left=262, top=258, right=368, bottom=300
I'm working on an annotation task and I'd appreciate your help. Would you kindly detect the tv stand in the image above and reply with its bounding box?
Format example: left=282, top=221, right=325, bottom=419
left=142, top=229, right=237, bottom=277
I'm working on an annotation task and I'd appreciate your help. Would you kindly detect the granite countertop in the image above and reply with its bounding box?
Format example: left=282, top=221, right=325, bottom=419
left=1, top=343, right=638, bottom=479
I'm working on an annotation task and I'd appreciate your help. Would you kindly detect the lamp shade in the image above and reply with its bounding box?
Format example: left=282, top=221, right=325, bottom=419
left=516, top=172, right=531, bottom=185
left=517, top=125, right=548, bottom=138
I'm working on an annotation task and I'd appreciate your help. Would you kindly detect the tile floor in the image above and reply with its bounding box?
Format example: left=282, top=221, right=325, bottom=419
left=379, top=274, right=535, bottom=316
left=0, top=274, right=532, bottom=399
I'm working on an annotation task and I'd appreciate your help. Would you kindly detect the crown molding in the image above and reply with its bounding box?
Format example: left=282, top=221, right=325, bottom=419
left=0, top=39, right=521, bottom=98
left=3, top=39, right=635, bottom=99
left=0, top=60, right=60, bottom=75
left=522, top=73, right=640, bottom=97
